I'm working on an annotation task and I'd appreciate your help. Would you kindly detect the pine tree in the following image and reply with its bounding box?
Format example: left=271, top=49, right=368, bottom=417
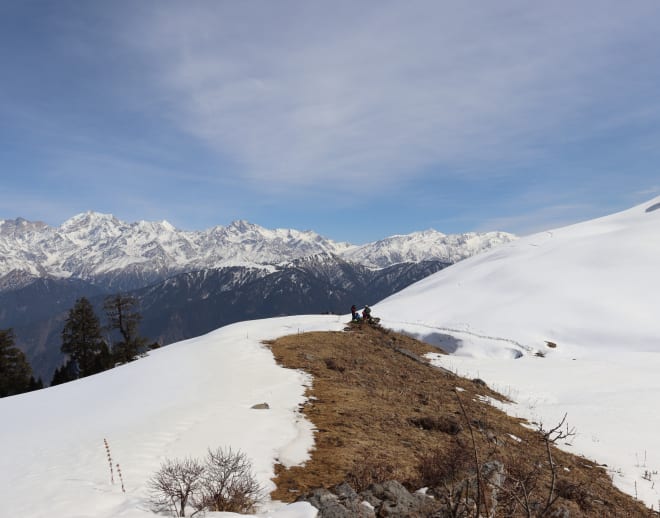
left=103, top=294, right=147, bottom=364
left=50, top=360, right=77, bottom=386
left=27, top=376, right=44, bottom=391
left=61, top=297, right=107, bottom=378
left=0, top=328, right=33, bottom=397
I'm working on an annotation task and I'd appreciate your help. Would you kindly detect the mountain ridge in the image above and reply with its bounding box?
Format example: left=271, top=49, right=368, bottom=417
left=0, top=212, right=516, bottom=292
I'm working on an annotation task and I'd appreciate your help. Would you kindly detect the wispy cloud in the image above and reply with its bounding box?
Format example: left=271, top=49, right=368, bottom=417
left=635, top=186, right=660, bottom=197
left=3, top=1, right=659, bottom=239
left=478, top=203, right=598, bottom=236
left=119, top=1, right=660, bottom=198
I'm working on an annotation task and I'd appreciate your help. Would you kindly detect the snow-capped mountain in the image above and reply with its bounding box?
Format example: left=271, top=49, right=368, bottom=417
left=0, top=213, right=349, bottom=291
left=343, top=229, right=516, bottom=268
left=0, top=212, right=516, bottom=292
left=3, top=198, right=660, bottom=516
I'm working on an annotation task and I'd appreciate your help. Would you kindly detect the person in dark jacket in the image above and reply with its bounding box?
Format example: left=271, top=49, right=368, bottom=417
left=351, top=305, right=360, bottom=321
left=362, top=305, right=372, bottom=322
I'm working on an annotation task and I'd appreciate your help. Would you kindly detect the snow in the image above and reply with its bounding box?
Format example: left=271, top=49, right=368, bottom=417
left=375, top=196, right=660, bottom=508
left=0, top=315, right=346, bottom=518
left=0, top=212, right=513, bottom=287
left=3, top=196, right=660, bottom=514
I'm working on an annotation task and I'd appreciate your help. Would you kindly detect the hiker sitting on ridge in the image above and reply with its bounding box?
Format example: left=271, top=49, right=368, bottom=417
left=351, top=305, right=360, bottom=322
left=362, top=305, right=372, bottom=322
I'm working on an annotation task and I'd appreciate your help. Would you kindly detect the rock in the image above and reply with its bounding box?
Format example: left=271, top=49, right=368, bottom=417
left=251, top=402, right=270, bottom=409
left=332, top=482, right=359, bottom=502
left=482, top=460, right=505, bottom=513
left=362, top=481, right=437, bottom=517
left=300, top=480, right=439, bottom=518
left=298, top=486, right=376, bottom=518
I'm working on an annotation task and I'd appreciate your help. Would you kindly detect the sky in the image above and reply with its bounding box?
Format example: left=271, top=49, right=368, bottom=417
left=1, top=1, right=660, bottom=243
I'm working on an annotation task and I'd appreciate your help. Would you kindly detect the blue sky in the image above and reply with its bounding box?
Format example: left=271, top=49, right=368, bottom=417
left=1, top=1, right=659, bottom=243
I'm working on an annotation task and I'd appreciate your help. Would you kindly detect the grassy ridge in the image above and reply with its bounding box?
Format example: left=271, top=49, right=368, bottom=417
left=267, top=323, right=650, bottom=517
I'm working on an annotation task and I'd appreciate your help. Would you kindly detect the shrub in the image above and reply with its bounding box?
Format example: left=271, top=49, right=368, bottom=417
left=194, top=447, right=263, bottom=514
left=147, top=448, right=262, bottom=517
left=346, top=450, right=399, bottom=492
left=148, top=457, right=205, bottom=517
left=418, top=440, right=472, bottom=489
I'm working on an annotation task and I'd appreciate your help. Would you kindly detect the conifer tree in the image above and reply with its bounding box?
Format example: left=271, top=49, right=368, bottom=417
left=27, top=376, right=44, bottom=391
left=0, top=328, right=33, bottom=397
left=61, top=297, right=106, bottom=377
left=104, top=294, right=147, bottom=364
left=50, top=360, right=77, bottom=386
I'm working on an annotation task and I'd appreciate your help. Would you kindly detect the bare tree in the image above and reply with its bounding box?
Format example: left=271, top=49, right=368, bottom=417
left=194, top=447, right=263, bottom=514
left=147, top=448, right=262, bottom=516
left=493, top=414, right=576, bottom=518
left=103, top=294, right=147, bottom=363
left=148, top=457, right=205, bottom=517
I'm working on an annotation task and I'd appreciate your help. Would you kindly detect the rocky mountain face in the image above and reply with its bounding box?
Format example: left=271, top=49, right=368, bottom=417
left=9, top=256, right=450, bottom=382
left=136, top=255, right=448, bottom=345
left=0, top=212, right=515, bottom=383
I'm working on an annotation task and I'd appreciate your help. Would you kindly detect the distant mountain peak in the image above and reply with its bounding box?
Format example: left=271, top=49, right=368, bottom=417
left=64, top=210, right=118, bottom=224
left=0, top=212, right=516, bottom=292
left=227, top=219, right=258, bottom=232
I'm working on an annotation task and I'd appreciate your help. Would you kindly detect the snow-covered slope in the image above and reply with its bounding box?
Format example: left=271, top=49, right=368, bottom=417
left=343, top=229, right=515, bottom=268
left=377, top=197, right=660, bottom=356
left=0, top=212, right=515, bottom=291
left=374, top=196, right=660, bottom=506
left=2, top=198, right=660, bottom=514
left=0, top=315, right=346, bottom=518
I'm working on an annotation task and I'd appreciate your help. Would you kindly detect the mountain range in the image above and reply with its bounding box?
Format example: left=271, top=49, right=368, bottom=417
left=3, top=197, right=660, bottom=516
left=0, top=212, right=515, bottom=382
left=0, top=212, right=514, bottom=291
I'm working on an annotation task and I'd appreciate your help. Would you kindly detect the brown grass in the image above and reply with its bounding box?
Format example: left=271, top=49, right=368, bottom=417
left=266, top=322, right=653, bottom=517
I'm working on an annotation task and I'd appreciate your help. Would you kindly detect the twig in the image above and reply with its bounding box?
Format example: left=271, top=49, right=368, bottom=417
left=540, top=413, right=575, bottom=514
left=455, top=389, right=488, bottom=517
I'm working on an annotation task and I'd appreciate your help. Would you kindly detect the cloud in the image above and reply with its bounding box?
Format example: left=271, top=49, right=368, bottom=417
left=478, top=203, right=597, bottom=237
left=635, top=186, right=660, bottom=197
left=117, top=1, right=659, bottom=197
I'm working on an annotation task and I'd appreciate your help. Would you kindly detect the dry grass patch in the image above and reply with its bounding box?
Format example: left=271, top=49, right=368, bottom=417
left=267, top=323, right=652, bottom=517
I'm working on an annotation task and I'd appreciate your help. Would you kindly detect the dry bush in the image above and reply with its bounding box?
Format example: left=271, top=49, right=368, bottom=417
left=409, top=415, right=462, bottom=435
left=555, top=479, right=592, bottom=513
left=497, top=452, right=545, bottom=517
left=346, top=451, right=399, bottom=492
left=148, top=457, right=205, bottom=517
left=323, top=358, right=345, bottom=373
left=491, top=415, right=578, bottom=518
left=194, top=447, right=263, bottom=514
left=418, top=441, right=476, bottom=517
left=148, top=448, right=262, bottom=517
